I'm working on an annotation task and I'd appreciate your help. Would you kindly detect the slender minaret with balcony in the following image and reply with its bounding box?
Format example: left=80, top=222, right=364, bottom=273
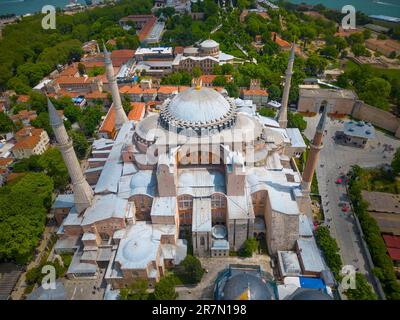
left=301, top=106, right=328, bottom=193
left=103, top=43, right=128, bottom=129
left=48, top=99, right=94, bottom=214
left=277, top=43, right=296, bottom=129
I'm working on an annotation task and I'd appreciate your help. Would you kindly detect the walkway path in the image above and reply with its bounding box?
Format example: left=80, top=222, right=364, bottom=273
left=304, top=115, right=400, bottom=298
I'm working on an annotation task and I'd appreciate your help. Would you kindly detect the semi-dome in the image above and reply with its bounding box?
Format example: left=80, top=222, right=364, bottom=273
left=200, top=39, right=219, bottom=49
left=159, top=87, right=237, bottom=136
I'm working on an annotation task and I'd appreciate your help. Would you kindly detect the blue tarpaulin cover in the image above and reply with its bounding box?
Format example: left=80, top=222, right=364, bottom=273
left=299, top=277, right=325, bottom=290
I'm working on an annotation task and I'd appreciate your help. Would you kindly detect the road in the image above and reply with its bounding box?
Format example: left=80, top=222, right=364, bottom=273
left=304, top=115, right=400, bottom=297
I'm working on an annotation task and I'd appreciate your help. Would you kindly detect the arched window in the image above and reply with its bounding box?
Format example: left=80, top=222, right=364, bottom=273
left=211, top=193, right=226, bottom=209
left=178, top=195, right=193, bottom=210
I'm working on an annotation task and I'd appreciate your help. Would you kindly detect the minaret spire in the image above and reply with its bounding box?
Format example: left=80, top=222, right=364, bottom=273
left=48, top=99, right=94, bottom=214
left=103, top=43, right=128, bottom=130
left=277, top=43, right=295, bottom=128
left=301, top=106, right=328, bottom=192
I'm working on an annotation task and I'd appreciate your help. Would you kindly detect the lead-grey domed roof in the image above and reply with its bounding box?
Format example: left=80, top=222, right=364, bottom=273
left=222, top=273, right=275, bottom=300
left=287, top=288, right=333, bottom=300
left=168, top=87, right=230, bottom=123
left=201, top=39, right=219, bottom=49
left=159, top=87, right=236, bottom=136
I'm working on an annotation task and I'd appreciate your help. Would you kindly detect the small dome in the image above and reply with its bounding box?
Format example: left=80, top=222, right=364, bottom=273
left=200, top=39, right=219, bottom=49
left=222, top=273, right=275, bottom=300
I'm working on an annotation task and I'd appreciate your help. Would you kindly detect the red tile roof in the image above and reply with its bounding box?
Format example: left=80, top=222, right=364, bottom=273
left=387, top=247, right=400, bottom=261
left=10, top=110, right=37, bottom=122
left=120, top=85, right=143, bottom=95
left=85, top=91, right=108, bottom=99
left=99, top=105, right=115, bottom=137
left=242, top=89, right=269, bottom=96
left=128, top=102, right=145, bottom=121
left=17, top=95, right=30, bottom=103
left=137, top=16, right=157, bottom=42
left=142, top=88, right=157, bottom=94
left=271, top=32, right=290, bottom=48
left=0, top=158, right=13, bottom=168
left=383, top=234, right=400, bottom=249
left=157, top=86, right=178, bottom=94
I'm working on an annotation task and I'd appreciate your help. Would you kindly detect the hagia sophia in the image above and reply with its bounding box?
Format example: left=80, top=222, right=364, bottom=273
left=51, top=44, right=333, bottom=299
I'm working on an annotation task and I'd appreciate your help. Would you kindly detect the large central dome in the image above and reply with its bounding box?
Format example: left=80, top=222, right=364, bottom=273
left=159, top=87, right=236, bottom=136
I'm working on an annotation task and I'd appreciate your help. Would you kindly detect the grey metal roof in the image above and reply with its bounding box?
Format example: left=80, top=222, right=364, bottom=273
left=151, top=197, right=176, bottom=216
left=82, top=194, right=127, bottom=226
left=277, top=251, right=301, bottom=277
left=47, top=99, right=63, bottom=127
left=95, top=122, right=134, bottom=194
left=344, top=121, right=376, bottom=139
left=297, top=238, right=326, bottom=273
left=211, top=239, right=229, bottom=250
left=129, top=170, right=157, bottom=197
left=178, top=169, right=225, bottom=197
left=192, top=198, right=212, bottom=232
left=52, top=194, right=74, bottom=209
left=299, top=214, right=314, bottom=237
left=286, top=128, right=307, bottom=149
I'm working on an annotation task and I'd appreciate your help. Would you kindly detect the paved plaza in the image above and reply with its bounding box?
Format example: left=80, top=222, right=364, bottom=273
left=304, top=115, right=400, bottom=297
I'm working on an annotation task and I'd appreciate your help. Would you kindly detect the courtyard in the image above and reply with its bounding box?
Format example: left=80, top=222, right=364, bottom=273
left=176, top=254, right=272, bottom=300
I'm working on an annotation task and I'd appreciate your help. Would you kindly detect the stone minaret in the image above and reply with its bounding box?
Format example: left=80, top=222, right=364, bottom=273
left=301, top=106, right=328, bottom=192
left=48, top=99, right=94, bottom=214
left=277, top=43, right=296, bottom=129
left=103, top=44, right=128, bottom=129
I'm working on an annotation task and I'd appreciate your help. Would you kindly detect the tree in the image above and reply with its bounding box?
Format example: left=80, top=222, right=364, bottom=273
left=192, top=66, right=202, bottom=78
left=315, top=226, right=343, bottom=278
left=153, top=277, right=178, bottom=300
left=212, top=75, right=226, bottom=87
left=0, top=112, right=15, bottom=133
left=38, top=148, right=69, bottom=190
left=78, top=63, right=86, bottom=76
left=392, top=148, right=400, bottom=175
left=69, top=130, right=89, bottom=160
left=359, top=77, right=391, bottom=110
left=305, top=55, right=327, bottom=76
left=79, top=106, right=103, bottom=137
left=239, top=238, right=258, bottom=257
left=0, top=173, right=53, bottom=264
left=345, top=273, right=377, bottom=300
left=13, top=155, right=42, bottom=173
left=180, top=255, right=204, bottom=284
left=119, top=279, right=149, bottom=300
left=351, top=43, right=369, bottom=57
left=259, top=107, right=276, bottom=118
left=288, top=112, right=307, bottom=132
left=31, top=112, right=53, bottom=138
left=321, top=45, right=338, bottom=59
left=64, top=104, right=82, bottom=124
left=267, top=84, right=281, bottom=101
left=225, top=82, right=239, bottom=98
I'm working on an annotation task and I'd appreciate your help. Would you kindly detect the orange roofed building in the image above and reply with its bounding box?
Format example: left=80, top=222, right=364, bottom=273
left=99, top=105, right=117, bottom=139
left=128, top=102, right=145, bottom=122
left=10, top=110, right=37, bottom=126
left=12, top=126, right=50, bottom=159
